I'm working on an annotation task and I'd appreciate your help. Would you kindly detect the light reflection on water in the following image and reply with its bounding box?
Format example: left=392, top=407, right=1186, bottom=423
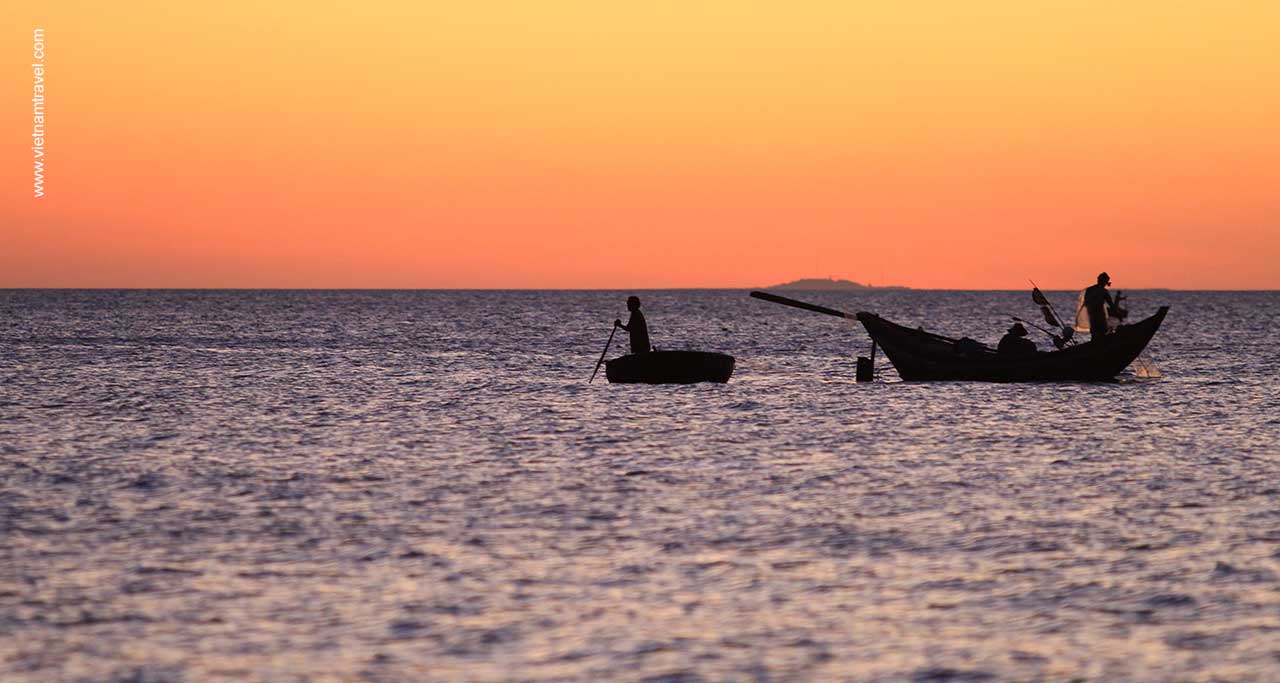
left=1, top=289, right=1278, bottom=682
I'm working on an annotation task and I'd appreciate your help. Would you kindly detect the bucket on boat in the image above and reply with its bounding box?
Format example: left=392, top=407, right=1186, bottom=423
left=856, top=340, right=877, bottom=382
left=856, top=356, right=874, bottom=382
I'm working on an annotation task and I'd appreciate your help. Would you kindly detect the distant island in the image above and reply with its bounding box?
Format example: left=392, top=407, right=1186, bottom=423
left=764, top=277, right=910, bottom=291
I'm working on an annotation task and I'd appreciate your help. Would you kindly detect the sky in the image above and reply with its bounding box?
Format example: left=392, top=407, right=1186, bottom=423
left=3, top=1, right=1278, bottom=289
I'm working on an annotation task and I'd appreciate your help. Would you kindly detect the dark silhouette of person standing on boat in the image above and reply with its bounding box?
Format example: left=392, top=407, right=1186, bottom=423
left=614, top=296, right=651, bottom=355
left=998, top=322, right=1037, bottom=356
left=1083, top=272, right=1115, bottom=342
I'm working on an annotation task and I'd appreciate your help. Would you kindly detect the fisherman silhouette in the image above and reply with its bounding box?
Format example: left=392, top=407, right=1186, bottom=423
left=997, top=322, right=1037, bottom=356
left=614, top=296, right=651, bottom=355
left=1083, top=272, right=1115, bottom=342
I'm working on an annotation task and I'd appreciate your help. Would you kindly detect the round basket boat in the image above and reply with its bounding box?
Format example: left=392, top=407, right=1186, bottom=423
left=605, top=351, right=735, bottom=384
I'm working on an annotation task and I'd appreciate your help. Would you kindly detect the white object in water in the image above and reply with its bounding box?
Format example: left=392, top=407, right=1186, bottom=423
left=1130, top=352, right=1162, bottom=378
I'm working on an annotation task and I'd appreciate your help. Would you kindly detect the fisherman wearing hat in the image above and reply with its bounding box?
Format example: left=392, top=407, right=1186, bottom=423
left=1082, top=272, right=1115, bottom=342
left=998, top=322, right=1037, bottom=356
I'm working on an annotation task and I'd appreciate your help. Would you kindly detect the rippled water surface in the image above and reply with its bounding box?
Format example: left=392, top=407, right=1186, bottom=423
left=2, top=289, right=1278, bottom=682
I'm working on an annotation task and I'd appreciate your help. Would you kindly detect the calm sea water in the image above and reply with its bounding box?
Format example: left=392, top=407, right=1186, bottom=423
left=2, top=289, right=1278, bottom=683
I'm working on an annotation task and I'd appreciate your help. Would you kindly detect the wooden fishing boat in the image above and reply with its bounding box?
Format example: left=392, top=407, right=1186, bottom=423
left=856, top=307, right=1169, bottom=382
left=605, top=351, right=735, bottom=384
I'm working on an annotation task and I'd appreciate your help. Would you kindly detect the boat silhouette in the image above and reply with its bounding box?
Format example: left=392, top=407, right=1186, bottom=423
left=605, top=351, right=735, bottom=384
left=751, top=291, right=1168, bottom=382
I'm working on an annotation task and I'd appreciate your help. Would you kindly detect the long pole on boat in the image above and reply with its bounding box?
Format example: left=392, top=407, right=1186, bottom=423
left=748, top=291, right=856, bottom=319
left=1028, top=279, right=1070, bottom=331
left=751, top=291, right=879, bottom=381
left=589, top=324, right=618, bottom=384
left=1011, top=316, right=1062, bottom=340
left=1029, top=278, right=1081, bottom=347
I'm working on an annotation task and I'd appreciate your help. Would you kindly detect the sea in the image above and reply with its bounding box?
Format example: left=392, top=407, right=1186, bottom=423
left=1, top=289, right=1278, bottom=683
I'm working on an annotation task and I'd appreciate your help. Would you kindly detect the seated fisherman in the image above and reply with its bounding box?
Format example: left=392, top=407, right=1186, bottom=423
left=614, top=295, right=651, bottom=354
left=998, top=322, right=1037, bottom=356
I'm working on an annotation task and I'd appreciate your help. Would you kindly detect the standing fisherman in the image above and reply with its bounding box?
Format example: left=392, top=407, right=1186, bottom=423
left=1082, top=272, right=1115, bottom=342
left=614, top=296, right=651, bottom=355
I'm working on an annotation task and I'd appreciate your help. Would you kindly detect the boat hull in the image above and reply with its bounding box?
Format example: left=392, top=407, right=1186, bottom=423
left=855, top=307, right=1168, bottom=382
left=605, top=351, right=735, bottom=384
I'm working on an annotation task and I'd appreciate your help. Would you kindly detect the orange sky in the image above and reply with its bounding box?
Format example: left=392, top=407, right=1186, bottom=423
left=3, top=1, right=1278, bottom=288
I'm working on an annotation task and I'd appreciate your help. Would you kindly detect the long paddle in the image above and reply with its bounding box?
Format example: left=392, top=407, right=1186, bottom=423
left=749, top=291, right=856, bottom=319
left=1011, top=316, right=1061, bottom=340
left=588, top=324, right=618, bottom=383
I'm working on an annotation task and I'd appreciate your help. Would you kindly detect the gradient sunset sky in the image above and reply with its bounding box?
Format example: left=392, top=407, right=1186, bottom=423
left=3, top=1, right=1278, bottom=288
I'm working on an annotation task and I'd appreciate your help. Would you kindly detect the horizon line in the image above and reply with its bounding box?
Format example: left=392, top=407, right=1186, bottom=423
left=3, top=286, right=1275, bottom=292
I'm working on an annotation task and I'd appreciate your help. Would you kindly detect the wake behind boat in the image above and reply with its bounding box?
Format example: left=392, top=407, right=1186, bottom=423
left=750, top=290, right=1168, bottom=382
